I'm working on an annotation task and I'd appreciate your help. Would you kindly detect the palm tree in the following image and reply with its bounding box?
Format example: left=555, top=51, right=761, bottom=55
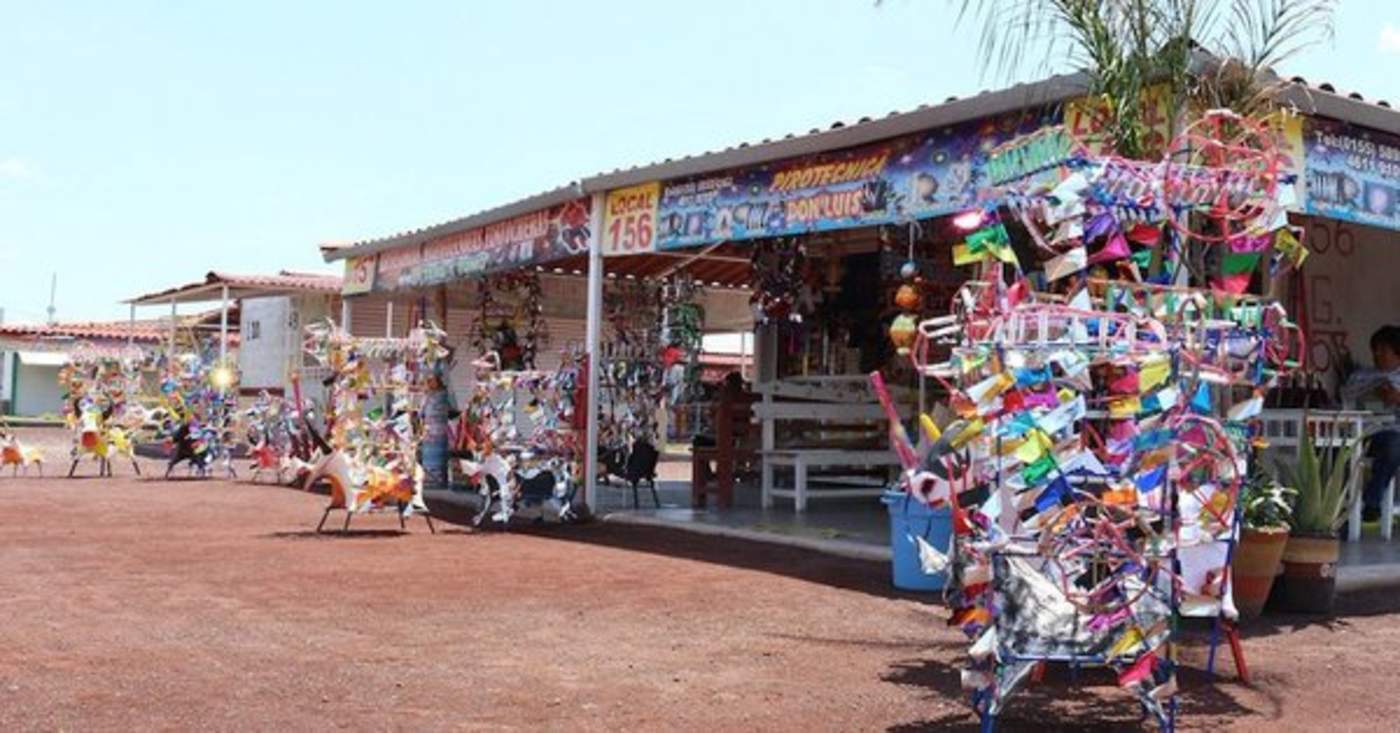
left=951, top=0, right=1337, bottom=158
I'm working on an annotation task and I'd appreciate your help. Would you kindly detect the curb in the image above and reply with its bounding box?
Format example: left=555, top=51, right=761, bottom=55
left=603, top=512, right=1400, bottom=595
left=1337, top=563, right=1400, bottom=594
left=601, top=511, right=892, bottom=564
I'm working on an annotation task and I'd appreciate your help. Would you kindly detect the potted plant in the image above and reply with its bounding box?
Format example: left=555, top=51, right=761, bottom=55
left=1276, top=431, right=1357, bottom=614
left=1232, top=446, right=1295, bottom=619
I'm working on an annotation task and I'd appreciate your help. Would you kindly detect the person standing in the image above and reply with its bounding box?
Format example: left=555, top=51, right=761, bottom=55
left=420, top=368, right=458, bottom=490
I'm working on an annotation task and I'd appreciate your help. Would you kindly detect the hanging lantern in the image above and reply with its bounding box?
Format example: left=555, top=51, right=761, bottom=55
left=895, top=283, right=922, bottom=312
left=888, top=313, right=918, bottom=355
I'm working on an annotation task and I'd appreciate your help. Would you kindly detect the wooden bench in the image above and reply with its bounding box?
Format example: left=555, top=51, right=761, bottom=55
left=755, top=377, right=909, bottom=512
left=691, top=393, right=759, bottom=509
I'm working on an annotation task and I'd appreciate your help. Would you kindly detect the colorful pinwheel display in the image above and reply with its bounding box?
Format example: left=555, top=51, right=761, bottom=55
left=151, top=343, right=239, bottom=479
left=59, top=343, right=148, bottom=478
left=456, top=357, right=584, bottom=526
left=881, top=111, right=1307, bottom=731
left=300, top=320, right=448, bottom=531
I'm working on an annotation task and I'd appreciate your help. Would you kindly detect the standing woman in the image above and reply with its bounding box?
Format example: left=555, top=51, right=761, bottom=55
left=420, top=364, right=458, bottom=490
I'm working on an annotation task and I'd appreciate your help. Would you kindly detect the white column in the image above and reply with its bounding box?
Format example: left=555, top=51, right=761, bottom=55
left=219, top=284, right=229, bottom=364
left=340, top=298, right=352, bottom=332
left=168, top=299, right=178, bottom=355
left=584, top=191, right=606, bottom=512
left=128, top=303, right=136, bottom=349
left=386, top=300, right=394, bottom=338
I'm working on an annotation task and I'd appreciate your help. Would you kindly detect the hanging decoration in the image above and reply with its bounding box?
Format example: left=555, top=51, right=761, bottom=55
left=456, top=346, right=583, bottom=525
left=658, top=273, right=706, bottom=407
left=600, top=278, right=664, bottom=461
left=300, top=320, right=448, bottom=532
left=59, top=343, right=148, bottom=478
left=470, top=271, right=549, bottom=371
left=749, top=237, right=813, bottom=324
left=888, top=222, right=926, bottom=356
left=879, top=110, right=1306, bottom=731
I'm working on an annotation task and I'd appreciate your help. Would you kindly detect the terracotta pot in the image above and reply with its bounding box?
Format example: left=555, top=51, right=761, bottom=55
left=1280, top=533, right=1340, bottom=614
left=1232, top=527, right=1288, bottom=619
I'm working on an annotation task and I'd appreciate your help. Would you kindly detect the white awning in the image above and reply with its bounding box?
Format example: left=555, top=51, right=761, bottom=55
left=16, top=350, right=69, bottom=366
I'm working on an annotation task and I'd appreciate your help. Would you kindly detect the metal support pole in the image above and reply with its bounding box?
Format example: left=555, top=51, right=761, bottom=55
left=168, top=299, right=177, bottom=356
left=386, top=300, right=394, bottom=338
left=128, top=303, right=136, bottom=349
left=340, top=298, right=352, bottom=332
left=584, top=191, right=606, bottom=512
left=219, top=284, right=229, bottom=365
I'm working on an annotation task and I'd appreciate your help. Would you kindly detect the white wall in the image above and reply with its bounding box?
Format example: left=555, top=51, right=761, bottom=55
left=14, top=363, right=63, bottom=417
left=239, top=296, right=292, bottom=391
left=0, top=351, right=11, bottom=404
left=1301, top=220, right=1400, bottom=384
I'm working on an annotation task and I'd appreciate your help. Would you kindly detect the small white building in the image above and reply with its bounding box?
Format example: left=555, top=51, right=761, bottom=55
left=126, top=271, right=344, bottom=403
left=0, top=319, right=170, bottom=418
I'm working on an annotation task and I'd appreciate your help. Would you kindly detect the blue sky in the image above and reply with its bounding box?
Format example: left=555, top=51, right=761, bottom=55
left=2, top=1, right=1398, bottom=323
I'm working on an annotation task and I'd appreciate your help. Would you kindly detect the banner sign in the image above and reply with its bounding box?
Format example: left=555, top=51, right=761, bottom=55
left=654, top=113, right=1055, bottom=250
left=341, top=255, right=377, bottom=296
left=1064, top=84, right=1173, bottom=158
left=603, top=182, right=660, bottom=256
left=375, top=197, right=594, bottom=291
left=1303, top=118, right=1400, bottom=232
left=985, top=126, right=1077, bottom=187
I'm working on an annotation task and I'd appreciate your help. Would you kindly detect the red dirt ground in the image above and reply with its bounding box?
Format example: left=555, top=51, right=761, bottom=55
left=1, top=427, right=1398, bottom=731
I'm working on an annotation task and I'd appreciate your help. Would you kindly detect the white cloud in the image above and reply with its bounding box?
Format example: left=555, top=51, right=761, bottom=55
left=1382, top=24, right=1400, bottom=55
left=0, top=158, right=33, bottom=180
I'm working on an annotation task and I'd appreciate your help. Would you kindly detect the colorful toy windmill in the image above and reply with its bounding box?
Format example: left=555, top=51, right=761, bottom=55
left=301, top=320, right=446, bottom=533
left=879, top=110, right=1306, bottom=732
left=59, top=343, right=147, bottom=478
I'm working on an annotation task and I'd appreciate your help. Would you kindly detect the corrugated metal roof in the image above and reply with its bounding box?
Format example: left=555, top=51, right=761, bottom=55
left=1277, top=75, right=1400, bottom=135
left=324, top=72, right=1092, bottom=263
left=324, top=63, right=1400, bottom=266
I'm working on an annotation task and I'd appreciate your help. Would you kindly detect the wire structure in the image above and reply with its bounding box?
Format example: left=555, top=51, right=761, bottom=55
left=877, top=111, right=1307, bottom=731
left=300, top=320, right=448, bottom=532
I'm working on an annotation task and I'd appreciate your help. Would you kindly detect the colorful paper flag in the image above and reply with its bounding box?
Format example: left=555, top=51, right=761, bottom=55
left=1089, top=231, right=1131, bottom=265
left=1222, top=251, right=1261, bottom=276
left=953, top=243, right=987, bottom=266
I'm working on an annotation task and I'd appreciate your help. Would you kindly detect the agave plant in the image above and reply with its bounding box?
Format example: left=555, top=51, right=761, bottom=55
left=1275, top=430, right=1357, bottom=537
left=949, top=0, right=1338, bottom=157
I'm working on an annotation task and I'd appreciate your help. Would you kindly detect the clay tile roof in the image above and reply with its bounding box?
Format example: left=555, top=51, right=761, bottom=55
left=126, top=270, right=342, bottom=305
left=0, top=320, right=167, bottom=343
left=0, top=312, right=240, bottom=345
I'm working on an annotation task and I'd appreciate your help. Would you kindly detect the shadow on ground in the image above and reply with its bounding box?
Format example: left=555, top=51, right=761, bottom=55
left=413, top=495, right=933, bottom=602
left=881, top=657, right=1266, bottom=732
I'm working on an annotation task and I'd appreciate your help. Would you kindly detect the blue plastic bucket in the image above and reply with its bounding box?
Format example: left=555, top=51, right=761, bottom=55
left=882, top=489, right=953, bottom=592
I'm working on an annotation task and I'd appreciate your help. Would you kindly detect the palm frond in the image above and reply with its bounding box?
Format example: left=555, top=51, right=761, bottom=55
left=948, top=0, right=1335, bottom=134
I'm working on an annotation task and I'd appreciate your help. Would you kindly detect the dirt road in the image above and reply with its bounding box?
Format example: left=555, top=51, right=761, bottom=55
left=0, top=428, right=1396, bottom=731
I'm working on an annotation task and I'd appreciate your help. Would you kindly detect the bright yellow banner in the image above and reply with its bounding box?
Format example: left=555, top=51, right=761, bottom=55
left=602, top=182, right=660, bottom=256
left=341, top=255, right=376, bottom=296
left=1065, top=84, right=1173, bottom=157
